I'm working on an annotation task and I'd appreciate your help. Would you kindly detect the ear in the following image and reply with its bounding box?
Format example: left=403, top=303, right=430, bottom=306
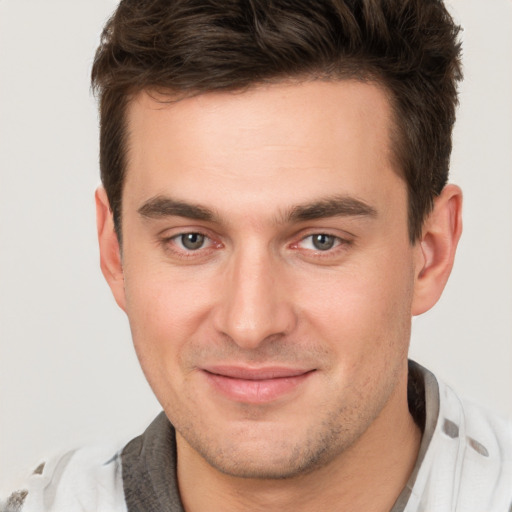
left=95, top=187, right=127, bottom=312
left=412, top=184, right=463, bottom=316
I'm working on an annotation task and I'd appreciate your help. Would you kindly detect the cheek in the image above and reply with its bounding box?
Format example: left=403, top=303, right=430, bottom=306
left=125, top=260, right=212, bottom=329
left=297, top=249, right=415, bottom=359
left=122, top=267, right=211, bottom=382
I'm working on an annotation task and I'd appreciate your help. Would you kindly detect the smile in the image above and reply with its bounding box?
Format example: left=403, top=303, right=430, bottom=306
left=201, top=366, right=315, bottom=404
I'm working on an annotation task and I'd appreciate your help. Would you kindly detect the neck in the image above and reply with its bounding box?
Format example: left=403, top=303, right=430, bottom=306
left=177, top=372, right=421, bottom=512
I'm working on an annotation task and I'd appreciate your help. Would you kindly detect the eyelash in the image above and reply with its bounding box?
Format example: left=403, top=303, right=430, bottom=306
left=291, top=233, right=353, bottom=260
left=161, top=232, right=219, bottom=259
left=296, top=233, right=344, bottom=251
left=160, top=231, right=352, bottom=260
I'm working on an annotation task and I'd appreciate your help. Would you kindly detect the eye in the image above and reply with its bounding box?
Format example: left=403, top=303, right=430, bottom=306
left=311, top=234, right=336, bottom=251
left=299, top=234, right=340, bottom=251
left=174, top=233, right=208, bottom=251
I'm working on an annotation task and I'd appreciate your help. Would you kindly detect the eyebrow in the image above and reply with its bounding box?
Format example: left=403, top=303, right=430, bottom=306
left=138, top=196, right=216, bottom=221
left=286, top=196, right=377, bottom=222
left=137, top=194, right=377, bottom=223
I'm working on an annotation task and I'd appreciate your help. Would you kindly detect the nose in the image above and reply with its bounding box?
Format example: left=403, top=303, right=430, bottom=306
left=212, top=245, right=297, bottom=349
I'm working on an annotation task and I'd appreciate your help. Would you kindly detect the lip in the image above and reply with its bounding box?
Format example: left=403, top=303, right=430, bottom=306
left=201, top=366, right=315, bottom=404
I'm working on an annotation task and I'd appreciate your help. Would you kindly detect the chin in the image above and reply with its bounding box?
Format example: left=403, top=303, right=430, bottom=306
left=180, top=418, right=355, bottom=481
left=202, top=448, right=331, bottom=480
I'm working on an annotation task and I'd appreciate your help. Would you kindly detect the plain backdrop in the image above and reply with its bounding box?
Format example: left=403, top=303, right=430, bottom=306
left=1, top=0, right=511, bottom=487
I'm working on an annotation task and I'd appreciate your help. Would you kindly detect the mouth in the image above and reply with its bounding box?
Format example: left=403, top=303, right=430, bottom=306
left=201, top=365, right=315, bottom=404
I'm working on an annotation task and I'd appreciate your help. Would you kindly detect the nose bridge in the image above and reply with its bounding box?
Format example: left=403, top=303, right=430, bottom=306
left=214, top=240, right=294, bottom=348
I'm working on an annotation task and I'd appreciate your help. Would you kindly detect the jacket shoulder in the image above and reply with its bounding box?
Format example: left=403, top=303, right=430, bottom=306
left=433, top=381, right=512, bottom=510
left=1, top=444, right=126, bottom=512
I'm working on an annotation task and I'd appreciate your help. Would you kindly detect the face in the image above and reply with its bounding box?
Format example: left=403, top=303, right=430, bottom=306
left=117, top=80, right=420, bottom=478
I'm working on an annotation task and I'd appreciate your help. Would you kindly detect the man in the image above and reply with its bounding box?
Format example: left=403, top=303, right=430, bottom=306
left=2, top=0, right=511, bottom=511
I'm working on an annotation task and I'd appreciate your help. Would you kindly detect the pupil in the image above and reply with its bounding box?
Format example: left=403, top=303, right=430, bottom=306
left=313, top=234, right=334, bottom=251
left=182, top=233, right=204, bottom=250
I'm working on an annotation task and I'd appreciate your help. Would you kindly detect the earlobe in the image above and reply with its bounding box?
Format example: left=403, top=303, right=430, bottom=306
left=95, top=187, right=127, bottom=311
left=412, top=184, right=463, bottom=316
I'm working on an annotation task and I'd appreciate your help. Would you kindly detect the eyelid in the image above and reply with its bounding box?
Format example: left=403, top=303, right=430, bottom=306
left=293, top=228, right=353, bottom=245
left=170, top=232, right=212, bottom=251
left=159, top=227, right=223, bottom=258
left=297, top=233, right=342, bottom=250
left=288, top=230, right=355, bottom=260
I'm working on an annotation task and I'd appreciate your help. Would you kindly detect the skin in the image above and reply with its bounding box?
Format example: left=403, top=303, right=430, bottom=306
left=96, top=80, right=462, bottom=511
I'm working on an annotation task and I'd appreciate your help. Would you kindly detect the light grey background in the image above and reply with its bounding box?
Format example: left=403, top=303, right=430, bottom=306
left=1, top=0, right=511, bottom=486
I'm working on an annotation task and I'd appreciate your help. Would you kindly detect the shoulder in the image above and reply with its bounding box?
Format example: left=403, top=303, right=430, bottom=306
left=1, top=444, right=127, bottom=512
left=445, top=381, right=512, bottom=498
left=412, top=373, right=512, bottom=511
left=439, top=378, right=512, bottom=469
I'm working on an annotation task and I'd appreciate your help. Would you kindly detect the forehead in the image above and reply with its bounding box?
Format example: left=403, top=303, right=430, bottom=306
left=123, top=80, right=401, bottom=220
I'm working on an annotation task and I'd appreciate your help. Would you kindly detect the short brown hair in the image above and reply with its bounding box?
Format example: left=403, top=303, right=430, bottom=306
left=91, top=0, right=462, bottom=242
